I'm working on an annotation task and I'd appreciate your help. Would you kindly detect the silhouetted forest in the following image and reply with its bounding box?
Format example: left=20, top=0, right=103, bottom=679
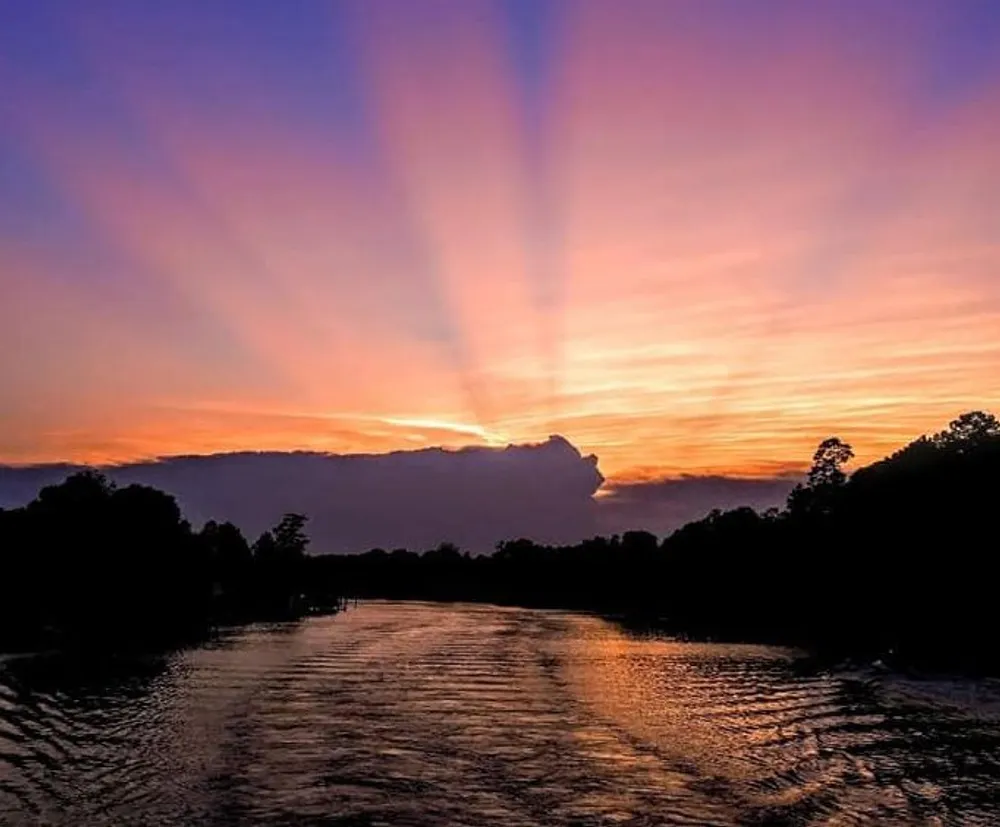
left=316, top=411, right=1000, bottom=674
left=0, top=471, right=338, bottom=651
left=2, top=411, right=998, bottom=672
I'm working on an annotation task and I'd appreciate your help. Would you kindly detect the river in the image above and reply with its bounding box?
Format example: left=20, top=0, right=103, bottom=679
left=1, top=601, right=999, bottom=825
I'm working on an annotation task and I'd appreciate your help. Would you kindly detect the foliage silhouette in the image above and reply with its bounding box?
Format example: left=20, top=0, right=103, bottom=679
left=3, top=410, right=998, bottom=673
left=312, top=410, right=1000, bottom=674
left=0, top=476, right=331, bottom=652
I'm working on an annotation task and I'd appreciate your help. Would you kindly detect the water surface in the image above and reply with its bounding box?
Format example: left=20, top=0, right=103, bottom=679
left=2, top=601, right=999, bottom=825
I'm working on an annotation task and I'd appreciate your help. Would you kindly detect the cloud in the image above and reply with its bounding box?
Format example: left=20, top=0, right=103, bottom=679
left=0, top=436, right=802, bottom=551
left=0, top=437, right=604, bottom=554
left=596, top=475, right=798, bottom=539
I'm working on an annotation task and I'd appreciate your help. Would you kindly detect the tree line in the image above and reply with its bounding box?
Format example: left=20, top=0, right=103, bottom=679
left=317, top=411, right=1000, bottom=674
left=0, top=471, right=337, bottom=651
left=2, top=410, right=997, bottom=672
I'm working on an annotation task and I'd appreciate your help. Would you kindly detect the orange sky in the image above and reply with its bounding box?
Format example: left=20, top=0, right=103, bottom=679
left=1, top=1, right=999, bottom=481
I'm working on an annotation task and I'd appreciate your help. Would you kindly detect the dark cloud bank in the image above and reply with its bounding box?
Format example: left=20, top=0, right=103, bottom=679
left=0, top=437, right=796, bottom=552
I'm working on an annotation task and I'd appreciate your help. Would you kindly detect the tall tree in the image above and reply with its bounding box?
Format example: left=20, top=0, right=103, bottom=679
left=273, top=513, right=309, bottom=558
left=807, top=437, right=855, bottom=488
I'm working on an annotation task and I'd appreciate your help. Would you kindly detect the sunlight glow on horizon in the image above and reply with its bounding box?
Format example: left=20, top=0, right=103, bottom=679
left=2, top=1, right=999, bottom=481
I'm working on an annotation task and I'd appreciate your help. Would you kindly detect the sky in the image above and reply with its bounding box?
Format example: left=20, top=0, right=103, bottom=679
left=2, top=0, right=1000, bottom=484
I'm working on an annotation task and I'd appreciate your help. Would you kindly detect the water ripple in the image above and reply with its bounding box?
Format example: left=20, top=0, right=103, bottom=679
left=1, top=602, right=999, bottom=825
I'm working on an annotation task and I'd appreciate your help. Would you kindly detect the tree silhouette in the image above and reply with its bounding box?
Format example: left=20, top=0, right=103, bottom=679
left=807, top=437, right=854, bottom=487
left=936, top=410, right=1000, bottom=449
left=274, top=512, right=309, bottom=557
left=0, top=475, right=327, bottom=650
left=4, top=409, right=1000, bottom=673
left=250, top=514, right=310, bottom=617
left=310, top=410, right=1000, bottom=674
left=786, top=437, right=854, bottom=519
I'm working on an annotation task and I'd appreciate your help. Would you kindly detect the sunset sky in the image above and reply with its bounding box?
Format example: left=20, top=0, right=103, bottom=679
left=2, top=0, right=999, bottom=483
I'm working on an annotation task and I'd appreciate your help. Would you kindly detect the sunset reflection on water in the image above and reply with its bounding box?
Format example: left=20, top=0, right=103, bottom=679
left=2, top=602, right=998, bottom=825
